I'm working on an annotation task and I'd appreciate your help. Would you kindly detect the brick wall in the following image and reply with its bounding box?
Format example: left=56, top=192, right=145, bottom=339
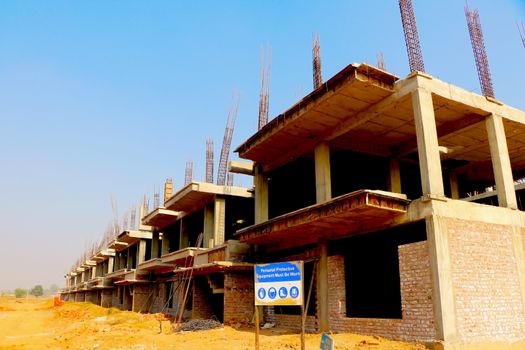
left=132, top=284, right=153, bottom=313
left=224, top=272, right=254, bottom=324
left=111, top=286, right=132, bottom=311
left=85, top=291, right=98, bottom=304
left=264, top=310, right=318, bottom=332
left=192, top=276, right=214, bottom=319
left=149, top=283, right=163, bottom=314
left=447, top=218, right=525, bottom=342
left=328, top=241, right=436, bottom=342
left=74, top=292, right=85, bottom=302
left=101, top=289, right=113, bottom=308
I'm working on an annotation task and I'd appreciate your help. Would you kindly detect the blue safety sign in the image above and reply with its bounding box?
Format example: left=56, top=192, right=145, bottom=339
left=254, top=261, right=303, bottom=306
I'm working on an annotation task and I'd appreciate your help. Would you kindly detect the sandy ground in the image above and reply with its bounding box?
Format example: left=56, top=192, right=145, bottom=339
left=0, top=296, right=427, bottom=350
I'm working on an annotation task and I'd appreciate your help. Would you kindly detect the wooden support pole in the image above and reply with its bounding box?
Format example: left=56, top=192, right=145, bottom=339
left=302, top=261, right=316, bottom=350
left=255, top=306, right=260, bottom=350
left=315, top=142, right=332, bottom=203
left=411, top=88, right=444, bottom=197
left=486, top=113, right=517, bottom=209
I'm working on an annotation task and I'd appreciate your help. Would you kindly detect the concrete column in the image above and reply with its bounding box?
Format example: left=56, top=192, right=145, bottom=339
left=126, top=248, right=132, bottom=269
left=214, top=196, right=226, bottom=246
left=119, top=252, right=125, bottom=270
left=107, top=257, right=114, bottom=275
left=317, top=240, right=329, bottom=332
left=151, top=231, right=160, bottom=259
left=449, top=172, right=459, bottom=199
left=411, top=88, right=444, bottom=197
left=389, top=158, right=402, bottom=193
left=161, top=231, right=170, bottom=255
left=254, top=164, right=269, bottom=224
left=204, top=203, right=215, bottom=248
left=486, top=113, right=517, bottom=209
left=426, top=215, right=458, bottom=342
left=180, top=219, right=189, bottom=249
left=91, top=266, right=97, bottom=280
left=314, top=142, right=332, bottom=203
left=137, top=239, right=147, bottom=265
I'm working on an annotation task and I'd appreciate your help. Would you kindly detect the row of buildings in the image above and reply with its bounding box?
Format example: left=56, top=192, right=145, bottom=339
left=61, top=61, right=525, bottom=349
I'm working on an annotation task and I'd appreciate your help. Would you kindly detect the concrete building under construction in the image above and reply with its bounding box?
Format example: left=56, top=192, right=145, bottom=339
left=61, top=2, right=525, bottom=348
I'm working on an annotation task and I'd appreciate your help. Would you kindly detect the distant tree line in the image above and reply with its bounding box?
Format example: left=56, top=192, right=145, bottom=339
left=2, top=284, right=60, bottom=298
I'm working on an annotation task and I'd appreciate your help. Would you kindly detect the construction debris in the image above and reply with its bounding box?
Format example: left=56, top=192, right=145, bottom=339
left=176, top=318, right=222, bottom=332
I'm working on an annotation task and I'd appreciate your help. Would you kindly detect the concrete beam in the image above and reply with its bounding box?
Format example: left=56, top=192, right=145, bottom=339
left=229, top=160, right=254, bottom=176
left=394, top=114, right=485, bottom=157
left=486, top=114, right=517, bottom=209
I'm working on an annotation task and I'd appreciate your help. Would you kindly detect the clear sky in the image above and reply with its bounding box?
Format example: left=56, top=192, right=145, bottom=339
left=0, top=1, right=523, bottom=291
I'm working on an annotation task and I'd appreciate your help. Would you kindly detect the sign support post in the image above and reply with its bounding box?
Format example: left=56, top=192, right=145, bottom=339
left=254, top=261, right=304, bottom=350
left=255, top=306, right=260, bottom=350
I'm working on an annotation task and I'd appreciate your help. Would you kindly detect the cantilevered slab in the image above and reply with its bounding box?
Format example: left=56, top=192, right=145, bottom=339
left=229, top=160, right=254, bottom=175
left=108, top=240, right=128, bottom=251
left=235, top=65, right=525, bottom=182
left=113, top=270, right=150, bottom=285
left=174, top=261, right=253, bottom=276
left=137, top=258, right=175, bottom=274
left=161, top=247, right=207, bottom=267
left=142, top=207, right=180, bottom=230
left=236, top=189, right=409, bottom=248
left=235, top=63, right=399, bottom=171
left=81, top=260, right=97, bottom=268
left=87, top=277, right=113, bottom=289
left=105, top=268, right=130, bottom=280
left=92, top=249, right=116, bottom=262
left=117, top=230, right=152, bottom=245
left=165, top=181, right=253, bottom=214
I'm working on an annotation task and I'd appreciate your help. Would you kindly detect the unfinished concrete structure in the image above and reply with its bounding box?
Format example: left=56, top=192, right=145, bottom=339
left=105, top=228, right=153, bottom=311
left=234, top=63, right=525, bottom=349
left=62, top=247, right=115, bottom=305
left=138, top=180, right=255, bottom=323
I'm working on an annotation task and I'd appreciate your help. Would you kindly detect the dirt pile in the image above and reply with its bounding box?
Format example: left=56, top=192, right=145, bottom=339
left=0, top=296, right=427, bottom=350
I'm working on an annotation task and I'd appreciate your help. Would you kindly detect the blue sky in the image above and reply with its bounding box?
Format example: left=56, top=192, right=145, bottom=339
left=0, top=1, right=523, bottom=291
